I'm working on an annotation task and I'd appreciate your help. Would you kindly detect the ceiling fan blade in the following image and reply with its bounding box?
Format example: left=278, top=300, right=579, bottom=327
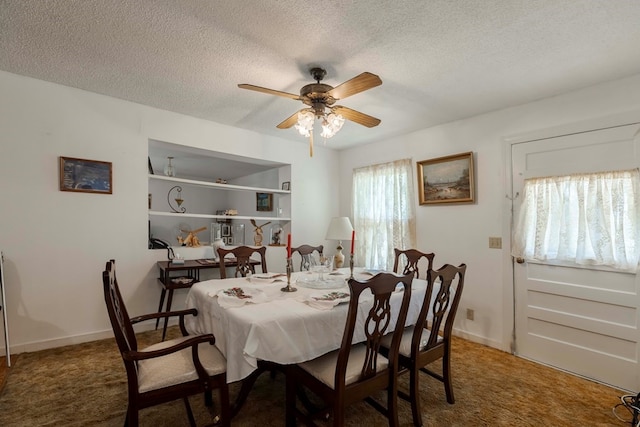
left=328, top=72, right=382, bottom=100
left=238, top=84, right=300, bottom=100
left=333, top=106, right=381, bottom=128
left=277, top=111, right=300, bottom=129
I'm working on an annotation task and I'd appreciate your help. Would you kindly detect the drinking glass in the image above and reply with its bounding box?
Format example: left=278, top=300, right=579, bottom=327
left=312, top=255, right=334, bottom=281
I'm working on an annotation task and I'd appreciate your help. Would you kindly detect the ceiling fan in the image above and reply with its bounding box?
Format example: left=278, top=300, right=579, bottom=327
left=238, top=67, right=382, bottom=156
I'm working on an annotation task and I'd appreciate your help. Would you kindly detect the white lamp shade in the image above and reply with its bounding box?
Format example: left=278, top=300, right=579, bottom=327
left=325, top=217, right=354, bottom=241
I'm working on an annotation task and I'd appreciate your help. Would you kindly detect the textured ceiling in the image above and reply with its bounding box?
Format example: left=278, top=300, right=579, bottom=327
left=2, top=0, right=640, bottom=152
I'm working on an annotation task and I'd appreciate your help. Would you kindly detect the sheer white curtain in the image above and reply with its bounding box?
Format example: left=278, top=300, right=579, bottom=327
left=352, top=159, right=416, bottom=270
left=512, top=169, right=640, bottom=271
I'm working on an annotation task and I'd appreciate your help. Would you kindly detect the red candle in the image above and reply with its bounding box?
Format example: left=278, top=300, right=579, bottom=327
left=350, top=230, right=355, bottom=254
left=287, top=233, right=292, bottom=258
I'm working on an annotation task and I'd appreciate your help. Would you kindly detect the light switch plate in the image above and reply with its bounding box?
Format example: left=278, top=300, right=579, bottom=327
left=489, top=237, right=502, bottom=249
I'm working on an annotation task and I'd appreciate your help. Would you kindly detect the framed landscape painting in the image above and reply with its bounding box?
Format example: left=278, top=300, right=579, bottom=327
left=417, top=151, right=474, bottom=205
left=59, top=156, right=112, bottom=194
left=256, top=192, right=273, bottom=211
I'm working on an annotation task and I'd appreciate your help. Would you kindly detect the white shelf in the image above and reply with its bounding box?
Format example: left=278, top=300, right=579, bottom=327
left=149, top=211, right=290, bottom=222
left=149, top=174, right=291, bottom=195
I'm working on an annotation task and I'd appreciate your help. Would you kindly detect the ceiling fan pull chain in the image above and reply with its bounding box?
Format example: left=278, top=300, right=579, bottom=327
left=309, top=132, right=314, bottom=157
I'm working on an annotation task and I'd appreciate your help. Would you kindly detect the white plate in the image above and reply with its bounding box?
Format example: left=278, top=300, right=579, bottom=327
left=296, top=276, right=346, bottom=289
left=248, top=273, right=286, bottom=284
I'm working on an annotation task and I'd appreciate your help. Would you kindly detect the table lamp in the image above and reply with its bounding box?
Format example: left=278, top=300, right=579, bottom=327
left=325, top=217, right=354, bottom=268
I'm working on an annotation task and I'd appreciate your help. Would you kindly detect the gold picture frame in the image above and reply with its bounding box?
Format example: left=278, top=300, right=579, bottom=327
left=59, top=156, right=112, bottom=194
left=417, top=151, right=474, bottom=205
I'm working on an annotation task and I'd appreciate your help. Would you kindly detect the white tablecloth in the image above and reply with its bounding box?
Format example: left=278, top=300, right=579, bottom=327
left=184, top=268, right=427, bottom=382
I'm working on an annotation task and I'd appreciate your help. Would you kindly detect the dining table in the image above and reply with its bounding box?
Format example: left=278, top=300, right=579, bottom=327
left=184, top=267, right=430, bottom=416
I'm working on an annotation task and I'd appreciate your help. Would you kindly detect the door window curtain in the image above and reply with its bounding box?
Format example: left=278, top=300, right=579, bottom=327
left=512, top=169, right=640, bottom=271
left=352, top=159, right=416, bottom=271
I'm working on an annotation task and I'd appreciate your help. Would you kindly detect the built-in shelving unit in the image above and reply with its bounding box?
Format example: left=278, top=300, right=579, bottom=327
left=148, top=175, right=291, bottom=222
left=147, top=141, right=292, bottom=246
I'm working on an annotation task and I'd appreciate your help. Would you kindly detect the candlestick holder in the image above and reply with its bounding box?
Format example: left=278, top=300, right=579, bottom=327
left=281, top=257, right=297, bottom=292
left=349, top=253, right=354, bottom=280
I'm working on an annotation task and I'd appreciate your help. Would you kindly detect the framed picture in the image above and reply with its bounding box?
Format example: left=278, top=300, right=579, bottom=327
left=417, top=151, right=474, bottom=205
left=59, top=156, right=112, bottom=194
left=221, top=224, right=231, bottom=237
left=256, top=192, right=273, bottom=211
left=282, top=181, right=291, bottom=191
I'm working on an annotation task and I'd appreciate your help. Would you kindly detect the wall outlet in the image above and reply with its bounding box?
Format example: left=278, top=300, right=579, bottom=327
left=489, top=237, right=502, bottom=249
left=466, top=308, right=474, bottom=321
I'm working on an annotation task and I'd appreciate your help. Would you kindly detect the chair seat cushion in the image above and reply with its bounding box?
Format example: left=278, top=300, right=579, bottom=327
left=381, top=327, right=443, bottom=357
left=298, top=343, right=389, bottom=389
left=137, top=336, right=226, bottom=393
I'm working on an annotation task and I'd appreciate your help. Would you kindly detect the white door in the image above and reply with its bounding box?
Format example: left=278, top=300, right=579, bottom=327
left=511, top=121, right=640, bottom=391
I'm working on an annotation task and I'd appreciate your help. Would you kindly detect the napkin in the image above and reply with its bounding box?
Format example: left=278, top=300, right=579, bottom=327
left=304, top=291, right=350, bottom=310
left=248, top=273, right=286, bottom=284
left=215, top=287, right=269, bottom=309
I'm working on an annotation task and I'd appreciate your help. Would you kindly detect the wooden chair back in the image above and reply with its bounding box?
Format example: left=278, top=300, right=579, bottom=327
left=285, top=272, right=414, bottom=426
left=405, top=262, right=466, bottom=423
left=392, top=248, right=435, bottom=279
left=417, top=263, right=466, bottom=356
left=103, top=259, right=139, bottom=359
left=291, top=244, right=323, bottom=271
left=217, top=245, right=267, bottom=278
left=339, top=272, right=413, bottom=390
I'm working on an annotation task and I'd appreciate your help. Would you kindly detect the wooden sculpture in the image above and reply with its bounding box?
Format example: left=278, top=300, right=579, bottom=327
left=178, top=226, right=207, bottom=247
left=250, top=219, right=271, bottom=246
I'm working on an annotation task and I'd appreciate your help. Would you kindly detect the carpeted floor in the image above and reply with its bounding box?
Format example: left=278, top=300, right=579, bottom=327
left=0, top=328, right=630, bottom=426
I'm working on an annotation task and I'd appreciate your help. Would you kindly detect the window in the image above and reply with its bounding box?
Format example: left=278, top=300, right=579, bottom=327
left=352, top=159, right=416, bottom=270
left=512, top=169, right=640, bottom=271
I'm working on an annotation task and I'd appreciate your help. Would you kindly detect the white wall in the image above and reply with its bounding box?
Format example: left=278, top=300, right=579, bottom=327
left=338, top=73, right=640, bottom=350
left=0, top=70, right=339, bottom=353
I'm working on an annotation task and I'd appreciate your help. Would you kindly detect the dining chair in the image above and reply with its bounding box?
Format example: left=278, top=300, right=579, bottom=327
left=285, top=272, right=414, bottom=427
left=217, top=245, right=267, bottom=278
left=382, top=263, right=466, bottom=427
left=102, top=259, right=230, bottom=427
left=291, top=244, right=324, bottom=271
left=392, top=248, right=435, bottom=279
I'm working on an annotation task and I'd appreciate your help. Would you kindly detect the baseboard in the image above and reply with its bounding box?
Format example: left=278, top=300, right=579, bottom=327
left=6, top=330, right=113, bottom=355
left=2, top=322, right=161, bottom=355
left=4, top=323, right=501, bottom=357
left=453, top=328, right=507, bottom=352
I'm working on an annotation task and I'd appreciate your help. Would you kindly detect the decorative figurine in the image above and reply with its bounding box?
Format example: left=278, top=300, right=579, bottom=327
left=272, top=226, right=283, bottom=245
left=250, top=219, right=271, bottom=246
left=179, top=226, right=207, bottom=247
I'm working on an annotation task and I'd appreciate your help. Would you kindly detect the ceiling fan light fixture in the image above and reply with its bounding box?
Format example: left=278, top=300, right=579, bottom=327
left=321, top=112, right=345, bottom=138
left=295, top=110, right=314, bottom=137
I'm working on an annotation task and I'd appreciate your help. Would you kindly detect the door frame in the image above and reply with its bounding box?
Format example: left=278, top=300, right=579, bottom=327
left=501, top=108, right=640, bottom=355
